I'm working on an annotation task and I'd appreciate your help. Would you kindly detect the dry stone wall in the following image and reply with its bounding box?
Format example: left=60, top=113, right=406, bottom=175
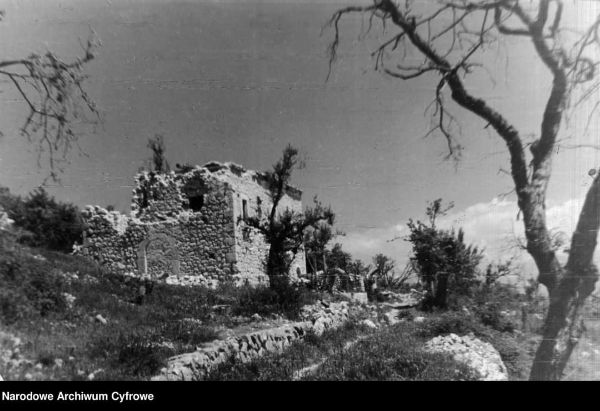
left=77, top=162, right=306, bottom=287
left=152, top=301, right=350, bottom=381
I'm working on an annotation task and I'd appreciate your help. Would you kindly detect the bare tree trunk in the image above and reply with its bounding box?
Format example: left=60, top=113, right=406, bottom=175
left=434, top=272, right=449, bottom=309
left=328, top=0, right=600, bottom=380
left=530, top=172, right=600, bottom=380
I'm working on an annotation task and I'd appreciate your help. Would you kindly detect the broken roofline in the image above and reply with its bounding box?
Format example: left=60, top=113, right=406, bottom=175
left=174, top=160, right=303, bottom=201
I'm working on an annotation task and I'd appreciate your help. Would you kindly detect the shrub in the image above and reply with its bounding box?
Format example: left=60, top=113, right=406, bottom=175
left=89, top=330, right=173, bottom=378
left=475, top=302, right=516, bottom=333
left=0, top=288, right=31, bottom=324
left=161, top=321, right=219, bottom=346
left=231, top=283, right=317, bottom=319
left=407, top=199, right=484, bottom=310
left=417, top=311, right=487, bottom=338
left=0, top=251, right=67, bottom=324
left=309, top=325, right=478, bottom=381
left=396, top=309, right=415, bottom=321
left=114, top=332, right=168, bottom=377
left=1, top=187, right=84, bottom=252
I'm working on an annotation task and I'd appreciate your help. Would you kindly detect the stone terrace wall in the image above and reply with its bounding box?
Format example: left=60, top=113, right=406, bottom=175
left=152, top=301, right=350, bottom=381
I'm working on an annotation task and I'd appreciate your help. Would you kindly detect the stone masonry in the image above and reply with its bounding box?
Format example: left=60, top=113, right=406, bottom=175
left=77, top=161, right=306, bottom=287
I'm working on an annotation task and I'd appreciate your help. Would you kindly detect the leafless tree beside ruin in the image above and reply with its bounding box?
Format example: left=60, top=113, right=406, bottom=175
left=326, top=0, right=600, bottom=380
left=0, top=10, right=99, bottom=182
left=247, top=145, right=335, bottom=289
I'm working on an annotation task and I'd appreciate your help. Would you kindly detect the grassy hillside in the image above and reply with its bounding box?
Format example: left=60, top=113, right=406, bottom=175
left=0, top=230, right=319, bottom=380
left=2, top=226, right=598, bottom=381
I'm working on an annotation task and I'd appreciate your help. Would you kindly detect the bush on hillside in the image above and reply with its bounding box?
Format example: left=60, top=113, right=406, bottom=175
left=0, top=250, right=67, bottom=324
left=0, top=186, right=84, bottom=252
left=417, top=310, right=488, bottom=339
left=231, top=282, right=318, bottom=319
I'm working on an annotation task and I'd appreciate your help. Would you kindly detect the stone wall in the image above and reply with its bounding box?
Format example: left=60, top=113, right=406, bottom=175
left=78, top=161, right=306, bottom=287
left=152, top=301, right=350, bottom=381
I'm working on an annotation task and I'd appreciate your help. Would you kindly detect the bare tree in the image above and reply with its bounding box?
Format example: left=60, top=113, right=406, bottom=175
left=370, top=253, right=396, bottom=287
left=147, top=134, right=171, bottom=174
left=247, top=145, right=335, bottom=290
left=327, top=0, right=600, bottom=380
left=0, top=10, right=99, bottom=181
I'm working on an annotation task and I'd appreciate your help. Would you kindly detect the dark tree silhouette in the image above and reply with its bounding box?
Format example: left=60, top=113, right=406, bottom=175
left=327, top=0, right=600, bottom=380
left=247, top=145, right=335, bottom=290
left=147, top=134, right=170, bottom=174
left=407, top=199, right=484, bottom=309
left=304, top=221, right=334, bottom=274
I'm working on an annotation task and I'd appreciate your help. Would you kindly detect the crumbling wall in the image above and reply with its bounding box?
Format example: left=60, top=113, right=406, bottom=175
left=79, top=169, right=238, bottom=287
left=78, top=162, right=306, bottom=287
left=197, top=162, right=306, bottom=284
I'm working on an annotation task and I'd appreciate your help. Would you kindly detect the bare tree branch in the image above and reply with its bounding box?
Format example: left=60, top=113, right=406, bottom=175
left=327, top=0, right=600, bottom=381
left=0, top=23, right=100, bottom=181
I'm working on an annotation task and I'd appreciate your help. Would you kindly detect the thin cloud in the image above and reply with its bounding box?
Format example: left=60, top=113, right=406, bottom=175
left=339, top=197, right=596, bottom=275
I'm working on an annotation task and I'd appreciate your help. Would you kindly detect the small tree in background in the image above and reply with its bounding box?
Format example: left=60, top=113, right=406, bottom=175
left=327, top=243, right=352, bottom=272
left=407, top=199, right=484, bottom=309
left=147, top=134, right=170, bottom=174
left=347, top=258, right=370, bottom=278
left=370, top=253, right=395, bottom=287
left=304, top=220, right=334, bottom=278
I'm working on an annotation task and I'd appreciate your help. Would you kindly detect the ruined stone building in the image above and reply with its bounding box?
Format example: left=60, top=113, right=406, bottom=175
left=77, top=162, right=306, bottom=287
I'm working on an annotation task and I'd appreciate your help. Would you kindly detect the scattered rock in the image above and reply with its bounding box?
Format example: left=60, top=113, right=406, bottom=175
left=94, top=314, right=108, bottom=325
left=361, top=319, right=378, bottom=329
left=379, top=291, right=422, bottom=307
left=180, top=317, right=203, bottom=326
left=62, top=293, right=77, bottom=310
left=81, top=275, right=99, bottom=285
left=0, top=208, right=14, bottom=230
left=424, top=333, right=508, bottom=381
left=87, top=368, right=103, bottom=381
left=251, top=313, right=263, bottom=322
left=210, top=305, right=231, bottom=314
left=151, top=341, right=175, bottom=351
left=383, top=309, right=401, bottom=326
left=340, top=292, right=368, bottom=304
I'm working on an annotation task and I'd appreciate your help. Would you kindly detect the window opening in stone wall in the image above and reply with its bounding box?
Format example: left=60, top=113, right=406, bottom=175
left=186, top=194, right=204, bottom=212
left=242, top=227, right=251, bottom=241
left=256, top=196, right=262, bottom=219
left=242, top=199, right=248, bottom=221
